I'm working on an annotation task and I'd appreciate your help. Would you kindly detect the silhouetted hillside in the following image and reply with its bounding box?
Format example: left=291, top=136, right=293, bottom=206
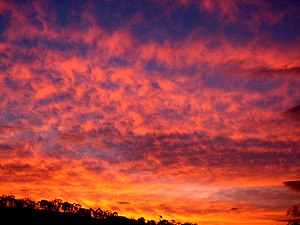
left=2, top=195, right=299, bottom=225
left=0, top=195, right=195, bottom=225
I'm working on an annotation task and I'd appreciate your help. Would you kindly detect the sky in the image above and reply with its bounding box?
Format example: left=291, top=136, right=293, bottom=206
left=0, top=0, right=300, bottom=224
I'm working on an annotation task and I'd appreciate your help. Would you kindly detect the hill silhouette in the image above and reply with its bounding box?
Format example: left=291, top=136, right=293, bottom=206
left=0, top=195, right=195, bottom=225
left=1, top=195, right=299, bottom=225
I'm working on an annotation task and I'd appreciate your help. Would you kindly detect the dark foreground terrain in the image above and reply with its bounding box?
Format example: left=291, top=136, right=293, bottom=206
left=1, top=207, right=99, bottom=225
left=1, top=195, right=299, bottom=225
left=0, top=195, right=195, bottom=225
left=0, top=206, right=154, bottom=225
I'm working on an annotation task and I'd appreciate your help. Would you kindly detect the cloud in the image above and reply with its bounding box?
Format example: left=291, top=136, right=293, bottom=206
left=284, top=105, right=300, bottom=121
left=0, top=124, right=28, bottom=131
left=82, top=160, right=105, bottom=173
left=284, top=181, right=300, bottom=192
left=254, top=67, right=300, bottom=76
left=56, top=134, right=86, bottom=143
left=117, top=201, right=130, bottom=205
left=222, top=61, right=300, bottom=77
left=230, top=207, right=239, bottom=211
left=0, top=143, right=14, bottom=151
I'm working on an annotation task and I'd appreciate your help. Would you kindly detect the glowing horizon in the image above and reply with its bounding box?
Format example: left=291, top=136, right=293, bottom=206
left=0, top=0, right=300, bottom=224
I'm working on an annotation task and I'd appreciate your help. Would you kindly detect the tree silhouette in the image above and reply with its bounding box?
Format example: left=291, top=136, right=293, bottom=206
left=92, top=207, right=103, bottom=219
left=61, top=201, right=72, bottom=212
left=287, top=221, right=300, bottom=225
left=138, top=217, right=146, bottom=224
left=36, top=199, right=51, bottom=210
left=287, top=204, right=300, bottom=225
left=22, top=197, right=35, bottom=209
left=0, top=195, right=16, bottom=208
left=52, top=198, right=63, bottom=212
left=288, top=205, right=300, bottom=218
left=72, top=202, right=82, bottom=213
left=77, top=207, right=93, bottom=218
left=147, top=220, right=157, bottom=225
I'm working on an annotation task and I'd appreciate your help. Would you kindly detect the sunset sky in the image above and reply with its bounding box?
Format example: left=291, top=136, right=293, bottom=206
left=1, top=0, right=300, bottom=224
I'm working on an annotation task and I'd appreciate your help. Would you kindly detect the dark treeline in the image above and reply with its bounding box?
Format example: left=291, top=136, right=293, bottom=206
left=0, top=195, right=196, bottom=225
